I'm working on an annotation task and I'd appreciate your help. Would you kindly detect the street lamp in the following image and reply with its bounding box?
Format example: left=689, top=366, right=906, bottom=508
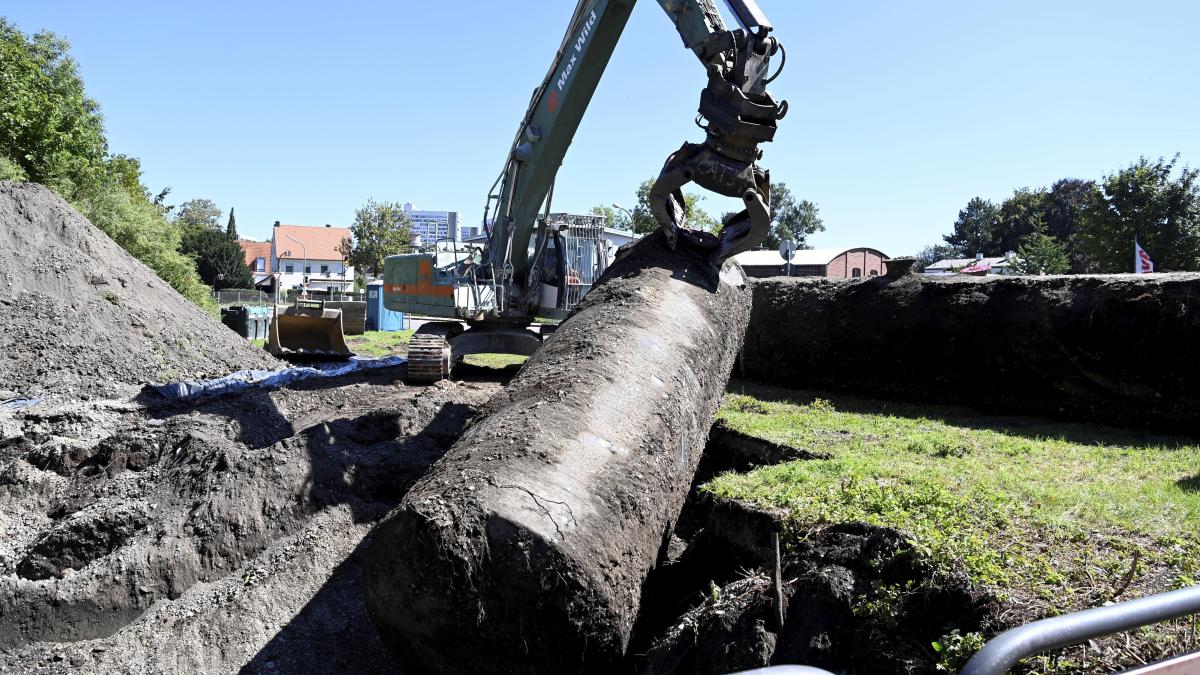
left=611, top=203, right=634, bottom=230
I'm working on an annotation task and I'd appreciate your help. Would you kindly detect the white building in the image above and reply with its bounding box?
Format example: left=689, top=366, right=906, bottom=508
left=271, top=222, right=355, bottom=293
left=403, top=203, right=459, bottom=244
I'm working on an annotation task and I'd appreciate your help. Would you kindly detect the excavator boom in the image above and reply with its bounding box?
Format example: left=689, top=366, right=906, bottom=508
left=384, top=0, right=788, bottom=382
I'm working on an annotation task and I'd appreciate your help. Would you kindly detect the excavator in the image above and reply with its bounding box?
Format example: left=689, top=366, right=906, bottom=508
left=384, top=0, right=789, bottom=383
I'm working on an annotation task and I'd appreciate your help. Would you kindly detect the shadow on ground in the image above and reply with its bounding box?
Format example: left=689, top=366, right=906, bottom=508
left=727, top=378, right=1200, bottom=449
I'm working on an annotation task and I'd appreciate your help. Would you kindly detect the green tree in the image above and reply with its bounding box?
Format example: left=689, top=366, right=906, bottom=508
left=180, top=227, right=253, bottom=290
left=913, top=243, right=955, bottom=272
left=0, top=19, right=107, bottom=193
left=0, top=19, right=213, bottom=311
left=765, top=183, right=824, bottom=249
left=994, top=188, right=1048, bottom=254
left=0, top=156, right=28, bottom=181
left=944, top=197, right=1000, bottom=257
left=226, top=207, right=238, bottom=238
left=1010, top=233, right=1070, bottom=275
left=589, top=205, right=630, bottom=231
left=1078, top=156, right=1200, bottom=272
left=174, top=198, right=223, bottom=229
left=350, top=199, right=414, bottom=277
left=1043, top=178, right=1099, bottom=273
left=631, top=178, right=718, bottom=235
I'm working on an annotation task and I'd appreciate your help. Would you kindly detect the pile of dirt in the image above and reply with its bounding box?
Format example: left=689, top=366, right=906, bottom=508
left=0, top=181, right=279, bottom=400
left=0, top=366, right=502, bottom=673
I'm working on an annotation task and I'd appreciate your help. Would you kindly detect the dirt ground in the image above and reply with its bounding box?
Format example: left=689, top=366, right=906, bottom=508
left=0, top=365, right=507, bottom=674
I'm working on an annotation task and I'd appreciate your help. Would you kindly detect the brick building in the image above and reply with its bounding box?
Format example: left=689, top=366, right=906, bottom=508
left=733, top=247, right=889, bottom=279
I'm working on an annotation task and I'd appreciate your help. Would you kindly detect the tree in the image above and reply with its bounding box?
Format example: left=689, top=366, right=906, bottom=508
left=337, top=235, right=354, bottom=286
left=764, top=183, right=824, bottom=249
left=944, top=197, right=1000, bottom=257
left=1010, top=233, right=1069, bottom=275
left=1039, top=178, right=1099, bottom=273
left=350, top=199, right=414, bottom=277
left=631, top=178, right=719, bottom=235
left=0, top=19, right=107, bottom=193
left=913, top=244, right=955, bottom=272
left=589, top=205, right=630, bottom=231
left=993, top=188, right=1048, bottom=254
left=1078, top=156, right=1200, bottom=272
left=1, top=20, right=213, bottom=310
left=179, top=227, right=253, bottom=291
left=174, top=198, right=223, bottom=229
left=226, top=207, right=238, bottom=239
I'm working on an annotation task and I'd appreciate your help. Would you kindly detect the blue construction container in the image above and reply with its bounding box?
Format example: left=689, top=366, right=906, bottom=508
left=365, top=281, right=405, bottom=331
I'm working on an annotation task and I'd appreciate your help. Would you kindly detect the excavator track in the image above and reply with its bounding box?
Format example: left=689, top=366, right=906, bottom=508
left=406, top=322, right=461, bottom=384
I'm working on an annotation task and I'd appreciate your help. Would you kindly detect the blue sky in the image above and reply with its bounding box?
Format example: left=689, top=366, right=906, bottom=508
left=5, top=1, right=1199, bottom=255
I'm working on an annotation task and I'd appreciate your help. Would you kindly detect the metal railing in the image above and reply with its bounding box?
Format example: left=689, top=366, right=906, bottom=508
left=961, top=585, right=1200, bottom=675
left=215, top=289, right=270, bottom=307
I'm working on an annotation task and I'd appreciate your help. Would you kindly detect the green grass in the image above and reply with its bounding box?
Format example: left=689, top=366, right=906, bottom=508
left=462, top=353, right=528, bottom=369
left=344, top=329, right=415, bottom=357
left=706, top=382, right=1200, bottom=617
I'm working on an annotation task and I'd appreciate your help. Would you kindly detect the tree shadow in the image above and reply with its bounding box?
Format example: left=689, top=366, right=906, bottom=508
left=1176, top=475, right=1200, bottom=492
left=726, top=378, right=1200, bottom=450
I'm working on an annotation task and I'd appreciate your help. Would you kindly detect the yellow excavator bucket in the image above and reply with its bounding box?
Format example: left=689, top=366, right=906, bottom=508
left=267, top=301, right=354, bottom=360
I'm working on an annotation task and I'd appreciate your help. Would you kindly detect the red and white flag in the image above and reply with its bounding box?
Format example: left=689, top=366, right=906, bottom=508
left=1135, top=241, right=1154, bottom=274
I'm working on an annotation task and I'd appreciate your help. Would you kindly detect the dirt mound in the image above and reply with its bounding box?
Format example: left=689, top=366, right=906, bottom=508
left=0, top=367, right=501, bottom=673
left=0, top=181, right=278, bottom=399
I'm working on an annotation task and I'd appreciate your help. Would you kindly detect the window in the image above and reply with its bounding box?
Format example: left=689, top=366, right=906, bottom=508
left=869, top=270, right=878, bottom=276
left=255, top=256, right=265, bottom=272
left=285, top=264, right=294, bottom=273
left=320, top=265, right=329, bottom=274
left=852, top=268, right=862, bottom=278
left=305, top=266, right=311, bottom=274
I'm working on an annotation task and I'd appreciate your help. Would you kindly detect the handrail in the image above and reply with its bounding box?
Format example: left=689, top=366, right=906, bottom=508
left=961, top=585, right=1200, bottom=675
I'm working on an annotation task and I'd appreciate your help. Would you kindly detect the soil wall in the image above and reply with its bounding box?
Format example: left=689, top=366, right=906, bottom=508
left=743, top=273, right=1200, bottom=431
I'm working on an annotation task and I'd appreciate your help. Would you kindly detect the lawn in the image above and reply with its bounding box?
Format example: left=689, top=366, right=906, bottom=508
left=461, top=353, right=527, bottom=369
left=705, top=381, right=1200, bottom=670
left=344, top=329, right=415, bottom=357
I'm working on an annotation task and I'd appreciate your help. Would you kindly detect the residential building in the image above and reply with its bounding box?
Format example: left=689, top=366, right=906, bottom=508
left=924, top=253, right=1018, bottom=276
left=404, top=203, right=459, bottom=244
left=237, top=239, right=273, bottom=290
left=733, top=247, right=890, bottom=279
left=271, top=222, right=355, bottom=293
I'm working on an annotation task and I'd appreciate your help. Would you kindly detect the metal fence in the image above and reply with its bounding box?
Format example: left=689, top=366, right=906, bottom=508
left=280, top=289, right=365, bottom=304
left=215, top=289, right=271, bottom=307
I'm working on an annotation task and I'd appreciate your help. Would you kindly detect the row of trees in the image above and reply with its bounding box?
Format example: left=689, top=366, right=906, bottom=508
left=0, top=18, right=219, bottom=308
left=591, top=179, right=825, bottom=250
left=920, top=155, right=1200, bottom=274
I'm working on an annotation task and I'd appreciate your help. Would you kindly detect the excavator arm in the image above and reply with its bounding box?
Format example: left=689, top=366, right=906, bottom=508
left=482, top=0, right=787, bottom=315
left=385, top=0, right=788, bottom=382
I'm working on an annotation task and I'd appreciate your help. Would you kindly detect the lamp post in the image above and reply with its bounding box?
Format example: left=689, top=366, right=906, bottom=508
left=611, top=203, right=634, bottom=230
left=285, top=233, right=307, bottom=298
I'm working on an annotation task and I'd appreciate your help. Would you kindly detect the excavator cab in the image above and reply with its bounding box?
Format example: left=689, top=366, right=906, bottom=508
left=266, top=299, right=354, bottom=360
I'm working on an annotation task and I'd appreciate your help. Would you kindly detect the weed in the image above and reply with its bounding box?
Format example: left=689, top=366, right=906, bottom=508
left=932, top=629, right=985, bottom=672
